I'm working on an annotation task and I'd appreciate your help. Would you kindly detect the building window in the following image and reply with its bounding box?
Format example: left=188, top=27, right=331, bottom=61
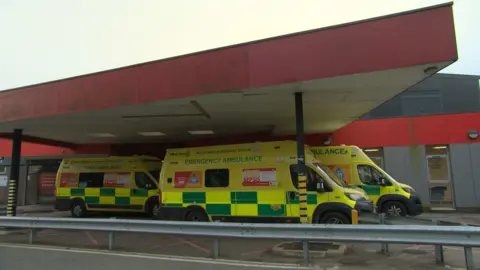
left=425, top=145, right=454, bottom=209
left=0, top=165, right=6, bottom=174
left=205, top=169, right=229, bottom=188
left=362, top=148, right=384, bottom=169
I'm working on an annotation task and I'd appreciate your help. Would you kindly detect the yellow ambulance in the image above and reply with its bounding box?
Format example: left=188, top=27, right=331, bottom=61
left=55, top=156, right=162, bottom=218
left=311, top=146, right=423, bottom=216
left=157, top=141, right=373, bottom=224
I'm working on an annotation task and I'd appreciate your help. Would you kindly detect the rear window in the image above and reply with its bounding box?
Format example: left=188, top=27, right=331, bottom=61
left=205, top=169, right=229, bottom=188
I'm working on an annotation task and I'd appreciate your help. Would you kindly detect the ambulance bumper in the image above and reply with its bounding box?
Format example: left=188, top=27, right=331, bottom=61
left=354, top=199, right=375, bottom=213
left=407, top=194, right=423, bottom=216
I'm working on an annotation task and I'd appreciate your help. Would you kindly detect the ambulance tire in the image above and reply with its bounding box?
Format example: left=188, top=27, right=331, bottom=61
left=381, top=201, right=407, bottom=217
left=70, top=199, right=87, bottom=218
left=185, top=207, right=209, bottom=222
left=146, top=199, right=160, bottom=218
left=319, top=212, right=350, bottom=224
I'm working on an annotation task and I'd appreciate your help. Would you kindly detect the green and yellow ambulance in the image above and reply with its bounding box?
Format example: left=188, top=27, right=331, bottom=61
left=311, top=146, right=423, bottom=216
left=157, top=141, right=374, bottom=224
left=55, top=156, right=162, bottom=217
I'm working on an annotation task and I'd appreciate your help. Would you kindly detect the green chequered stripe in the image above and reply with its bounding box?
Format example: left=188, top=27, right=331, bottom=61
left=258, top=204, right=286, bottom=216
left=206, top=204, right=231, bottom=215
left=100, top=188, right=115, bottom=196
left=183, top=192, right=206, bottom=203
left=131, top=189, right=149, bottom=197
left=70, top=188, right=85, bottom=196
left=163, top=191, right=319, bottom=217
left=361, top=185, right=381, bottom=196
left=285, top=192, right=318, bottom=204
left=115, top=197, right=131, bottom=205
left=59, top=187, right=152, bottom=206
left=231, top=191, right=257, bottom=204
left=85, top=196, right=100, bottom=204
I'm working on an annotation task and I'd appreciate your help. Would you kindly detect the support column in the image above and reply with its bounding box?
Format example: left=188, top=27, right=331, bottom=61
left=7, top=129, right=22, bottom=217
left=295, top=92, right=308, bottom=224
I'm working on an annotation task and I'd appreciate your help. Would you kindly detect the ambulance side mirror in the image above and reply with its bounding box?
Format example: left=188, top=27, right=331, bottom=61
left=379, top=177, right=390, bottom=186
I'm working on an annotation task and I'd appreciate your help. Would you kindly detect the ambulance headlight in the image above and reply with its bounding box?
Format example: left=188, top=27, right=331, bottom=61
left=346, top=193, right=364, bottom=201
left=402, top=187, right=415, bottom=194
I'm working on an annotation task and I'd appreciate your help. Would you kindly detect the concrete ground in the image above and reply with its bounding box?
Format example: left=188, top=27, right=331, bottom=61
left=0, top=244, right=309, bottom=270
left=0, top=225, right=478, bottom=269
left=419, top=212, right=480, bottom=226
left=1, top=207, right=479, bottom=269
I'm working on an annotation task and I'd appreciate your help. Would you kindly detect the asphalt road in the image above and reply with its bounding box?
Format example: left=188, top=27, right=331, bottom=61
left=0, top=244, right=310, bottom=270
left=1, top=212, right=478, bottom=269
left=0, top=227, right=289, bottom=263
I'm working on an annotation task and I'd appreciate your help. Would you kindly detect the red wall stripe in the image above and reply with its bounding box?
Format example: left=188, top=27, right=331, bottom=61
left=1, top=112, right=478, bottom=157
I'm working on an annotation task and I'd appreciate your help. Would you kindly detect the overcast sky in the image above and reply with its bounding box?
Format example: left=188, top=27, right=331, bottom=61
left=0, top=0, right=478, bottom=91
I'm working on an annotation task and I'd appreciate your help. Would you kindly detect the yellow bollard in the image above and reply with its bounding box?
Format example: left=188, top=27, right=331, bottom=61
left=298, top=175, right=308, bottom=224
left=7, top=179, right=17, bottom=217
left=351, top=209, right=359, bottom=224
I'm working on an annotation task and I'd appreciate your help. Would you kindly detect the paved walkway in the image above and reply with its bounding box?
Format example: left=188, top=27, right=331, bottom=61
left=0, top=204, right=55, bottom=214
left=419, top=212, right=480, bottom=226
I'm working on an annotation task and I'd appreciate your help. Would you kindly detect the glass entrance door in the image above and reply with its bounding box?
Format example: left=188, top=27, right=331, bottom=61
left=425, top=145, right=454, bottom=209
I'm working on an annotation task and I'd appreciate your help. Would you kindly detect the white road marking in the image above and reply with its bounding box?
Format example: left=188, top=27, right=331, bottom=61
left=0, top=243, right=311, bottom=269
left=84, top=231, right=98, bottom=245
left=169, top=235, right=211, bottom=254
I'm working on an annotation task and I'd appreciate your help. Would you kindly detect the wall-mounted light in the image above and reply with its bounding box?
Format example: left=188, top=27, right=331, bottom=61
left=433, top=146, right=447, bottom=150
left=468, top=130, right=479, bottom=140
left=424, top=66, right=439, bottom=76
left=323, top=137, right=331, bottom=145
left=364, top=148, right=380, bottom=152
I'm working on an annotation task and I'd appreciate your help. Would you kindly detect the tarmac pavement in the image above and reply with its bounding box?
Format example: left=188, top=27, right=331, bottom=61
left=1, top=206, right=480, bottom=269
left=0, top=224, right=478, bottom=269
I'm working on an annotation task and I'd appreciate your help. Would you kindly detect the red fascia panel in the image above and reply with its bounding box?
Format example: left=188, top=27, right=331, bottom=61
left=331, top=112, right=480, bottom=147
left=0, top=140, right=112, bottom=157
left=0, top=139, right=75, bottom=157
left=0, top=5, right=456, bottom=123
left=1, top=112, right=478, bottom=157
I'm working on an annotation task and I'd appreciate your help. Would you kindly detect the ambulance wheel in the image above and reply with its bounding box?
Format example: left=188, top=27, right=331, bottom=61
left=185, top=208, right=209, bottom=222
left=382, top=201, right=407, bottom=216
left=147, top=201, right=160, bottom=218
left=70, top=199, right=87, bottom=218
left=319, top=212, right=350, bottom=224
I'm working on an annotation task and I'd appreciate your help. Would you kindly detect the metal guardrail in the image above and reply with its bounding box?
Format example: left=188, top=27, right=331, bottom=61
left=0, top=216, right=478, bottom=269
left=359, top=212, right=480, bottom=227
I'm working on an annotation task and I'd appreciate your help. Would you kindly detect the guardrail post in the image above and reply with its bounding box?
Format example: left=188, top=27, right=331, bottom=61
left=302, top=240, right=309, bottom=265
left=433, top=220, right=444, bottom=265
left=212, top=220, right=220, bottom=259
left=28, top=229, right=36, bottom=244
left=378, top=214, right=389, bottom=254
left=464, top=247, right=474, bottom=270
left=108, top=217, right=115, bottom=250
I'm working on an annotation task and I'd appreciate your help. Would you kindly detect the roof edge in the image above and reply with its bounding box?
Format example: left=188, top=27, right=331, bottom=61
left=1, top=1, right=454, bottom=93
